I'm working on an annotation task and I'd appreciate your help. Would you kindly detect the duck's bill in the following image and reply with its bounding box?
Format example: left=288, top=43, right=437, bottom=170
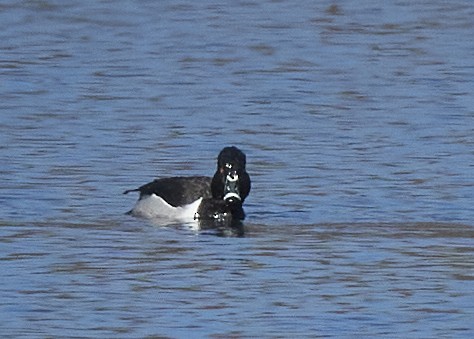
left=223, top=171, right=241, bottom=203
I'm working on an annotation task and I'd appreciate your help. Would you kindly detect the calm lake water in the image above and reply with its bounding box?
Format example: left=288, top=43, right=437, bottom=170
left=1, top=0, right=473, bottom=337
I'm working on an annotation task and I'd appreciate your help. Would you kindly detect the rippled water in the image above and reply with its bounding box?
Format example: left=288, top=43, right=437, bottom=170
left=2, top=221, right=473, bottom=337
left=1, top=0, right=473, bottom=337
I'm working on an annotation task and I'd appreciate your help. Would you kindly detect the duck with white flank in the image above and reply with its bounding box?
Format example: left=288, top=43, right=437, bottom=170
left=124, top=146, right=251, bottom=223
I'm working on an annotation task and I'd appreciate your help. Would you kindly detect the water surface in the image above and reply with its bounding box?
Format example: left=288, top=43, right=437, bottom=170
left=1, top=0, right=473, bottom=337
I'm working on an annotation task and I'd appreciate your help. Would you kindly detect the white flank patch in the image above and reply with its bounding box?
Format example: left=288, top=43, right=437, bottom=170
left=130, top=194, right=202, bottom=222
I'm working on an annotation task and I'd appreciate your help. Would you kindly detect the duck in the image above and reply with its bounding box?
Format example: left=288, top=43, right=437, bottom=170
left=124, top=146, right=251, bottom=223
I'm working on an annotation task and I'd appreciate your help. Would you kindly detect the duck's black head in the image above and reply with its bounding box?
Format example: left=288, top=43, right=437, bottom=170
left=211, top=146, right=251, bottom=218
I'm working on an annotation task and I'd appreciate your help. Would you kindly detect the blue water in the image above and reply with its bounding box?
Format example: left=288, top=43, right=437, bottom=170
left=1, top=1, right=473, bottom=337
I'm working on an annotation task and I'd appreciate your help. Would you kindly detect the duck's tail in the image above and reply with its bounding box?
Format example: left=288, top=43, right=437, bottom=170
left=123, top=188, right=139, bottom=195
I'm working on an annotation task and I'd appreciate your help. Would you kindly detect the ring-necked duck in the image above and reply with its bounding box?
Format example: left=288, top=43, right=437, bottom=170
left=124, top=146, right=251, bottom=223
